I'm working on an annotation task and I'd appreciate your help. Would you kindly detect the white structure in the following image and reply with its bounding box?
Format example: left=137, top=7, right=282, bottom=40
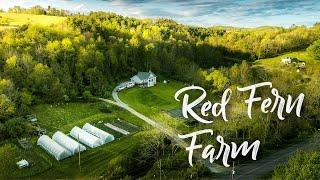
left=281, top=57, right=293, bottom=64
left=70, top=126, right=102, bottom=148
left=126, top=82, right=134, bottom=88
left=30, top=118, right=37, bottom=123
left=17, top=159, right=29, bottom=169
left=299, top=61, right=306, bottom=67
left=281, top=57, right=306, bottom=68
left=37, top=135, right=71, bottom=160
left=52, top=131, right=86, bottom=155
left=131, top=71, right=156, bottom=88
left=105, top=123, right=130, bottom=135
left=83, top=123, right=115, bottom=144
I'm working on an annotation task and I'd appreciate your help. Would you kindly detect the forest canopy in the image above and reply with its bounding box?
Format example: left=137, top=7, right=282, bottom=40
left=7, top=5, right=70, bottom=16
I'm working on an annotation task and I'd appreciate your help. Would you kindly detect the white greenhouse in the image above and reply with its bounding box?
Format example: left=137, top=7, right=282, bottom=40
left=70, top=126, right=102, bottom=148
left=83, top=123, right=115, bottom=144
left=37, top=135, right=71, bottom=160
left=52, top=131, right=86, bottom=155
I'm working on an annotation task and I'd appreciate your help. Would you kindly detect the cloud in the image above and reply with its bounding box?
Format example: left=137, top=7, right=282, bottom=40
left=75, top=3, right=85, bottom=10
left=3, top=0, right=320, bottom=27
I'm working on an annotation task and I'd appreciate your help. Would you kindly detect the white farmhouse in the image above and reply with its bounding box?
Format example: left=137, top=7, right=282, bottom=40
left=131, top=71, right=157, bottom=88
left=281, top=57, right=293, bottom=64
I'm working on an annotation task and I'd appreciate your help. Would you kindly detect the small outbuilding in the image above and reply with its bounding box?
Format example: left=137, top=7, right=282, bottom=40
left=52, top=131, right=86, bottom=155
left=131, top=71, right=157, bottom=88
left=70, top=126, right=102, bottom=148
left=37, top=135, right=71, bottom=160
left=281, top=57, right=306, bottom=66
left=83, top=123, right=115, bottom=144
left=17, top=159, right=29, bottom=169
left=281, top=57, right=294, bottom=64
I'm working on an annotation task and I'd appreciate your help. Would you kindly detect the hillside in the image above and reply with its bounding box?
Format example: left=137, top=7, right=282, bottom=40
left=0, top=13, right=66, bottom=30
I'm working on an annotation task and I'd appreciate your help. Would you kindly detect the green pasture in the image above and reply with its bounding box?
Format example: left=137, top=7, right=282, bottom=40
left=0, top=13, right=66, bottom=27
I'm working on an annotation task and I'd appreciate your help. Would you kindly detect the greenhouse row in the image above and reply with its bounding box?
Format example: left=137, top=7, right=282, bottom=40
left=37, top=123, right=115, bottom=160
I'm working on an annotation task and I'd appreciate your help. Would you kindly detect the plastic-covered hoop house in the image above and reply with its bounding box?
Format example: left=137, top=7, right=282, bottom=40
left=83, top=123, right=115, bottom=144
left=37, top=135, right=71, bottom=160
left=70, top=126, right=102, bottom=148
left=52, top=131, right=86, bottom=155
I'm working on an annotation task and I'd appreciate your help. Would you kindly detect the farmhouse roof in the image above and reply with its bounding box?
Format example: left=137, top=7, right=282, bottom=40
left=134, top=71, right=156, bottom=81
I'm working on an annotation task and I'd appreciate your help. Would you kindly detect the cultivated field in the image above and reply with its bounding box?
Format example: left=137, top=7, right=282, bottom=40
left=0, top=102, right=152, bottom=179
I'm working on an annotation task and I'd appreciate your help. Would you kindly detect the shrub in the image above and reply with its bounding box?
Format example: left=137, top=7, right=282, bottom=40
left=98, top=103, right=112, bottom=113
left=307, top=39, right=320, bottom=60
left=273, top=150, right=320, bottom=180
left=82, top=90, right=94, bottom=101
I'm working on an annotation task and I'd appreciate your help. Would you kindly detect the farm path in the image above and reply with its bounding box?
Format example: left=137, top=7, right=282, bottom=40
left=99, top=83, right=187, bottom=148
left=98, top=83, right=226, bottom=173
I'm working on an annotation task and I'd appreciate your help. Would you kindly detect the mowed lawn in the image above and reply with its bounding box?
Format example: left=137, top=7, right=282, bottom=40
left=0, top=13, right=66, bottom=27
left=0, top=102, right=152, bottom=179
left=119, top=81, right=184, bottom=115
left=119, top=81, right=203, bottom=131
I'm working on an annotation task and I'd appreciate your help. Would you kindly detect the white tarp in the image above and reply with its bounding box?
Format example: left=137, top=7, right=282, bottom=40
left=37, top=135, right=71, bottom=160
left=83, top=123, right=114, bottom=144
left=105, top=123, right=130, bottom=135
left=70, top=126, right=101, bottom=148
left=52, top=131, right=86, bottom=155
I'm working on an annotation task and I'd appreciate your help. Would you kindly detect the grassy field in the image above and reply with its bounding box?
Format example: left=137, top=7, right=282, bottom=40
left=119, top=81, right=184, bottom=115
left=0, top=102, right=153, bottom=179
left=253, top=50, right=320, bottom=89
left=119, top=80, right=206, bottom=133
left=0, top=13, right=66, bottom=30
left=33, top=102, right=148, bottom=134
left=0, top=143, right=52, bottom=179
left=119, top=81, right=190, bottom=130
left=254, top=51, right=320, bottom=73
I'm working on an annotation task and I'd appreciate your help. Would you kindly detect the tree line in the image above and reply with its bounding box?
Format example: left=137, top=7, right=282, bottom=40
left=7, top=5, right=70, bottom=16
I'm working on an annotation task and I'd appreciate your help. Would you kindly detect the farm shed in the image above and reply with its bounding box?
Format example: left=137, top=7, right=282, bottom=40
left=52, top=131, right=86, bottom=155
left=70, top=126, right=102, bottom=148
left=16, top=159, right=29, bottom=169
left=83, top=123, right=115, bottom=144
left=37, top=135, right=71, bottom=160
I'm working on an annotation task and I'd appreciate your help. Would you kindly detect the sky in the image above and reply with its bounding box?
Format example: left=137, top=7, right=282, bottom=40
left=1, top=0, right=320, bottom=28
